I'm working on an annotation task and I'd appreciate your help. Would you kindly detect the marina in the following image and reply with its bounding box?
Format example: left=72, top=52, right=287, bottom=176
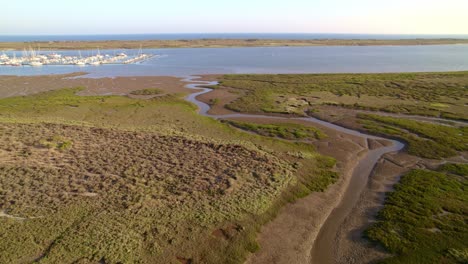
left=0, top=48, right=154, bottom=66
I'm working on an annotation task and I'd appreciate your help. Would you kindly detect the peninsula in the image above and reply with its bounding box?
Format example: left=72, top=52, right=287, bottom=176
left=1, top=38, right=468, bottom=50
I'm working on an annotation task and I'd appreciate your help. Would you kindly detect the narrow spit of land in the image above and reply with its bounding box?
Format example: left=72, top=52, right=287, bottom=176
left=1, top=38, right=468, bottom=50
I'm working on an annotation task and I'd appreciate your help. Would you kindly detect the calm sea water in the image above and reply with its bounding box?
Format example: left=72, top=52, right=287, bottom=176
left=1, top=33, right=468, bottom=42
left=1, top=45, right=468, bottom=77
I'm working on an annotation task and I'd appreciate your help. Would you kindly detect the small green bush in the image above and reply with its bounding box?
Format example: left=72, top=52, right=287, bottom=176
left=130, top=88, right=163, bottom=96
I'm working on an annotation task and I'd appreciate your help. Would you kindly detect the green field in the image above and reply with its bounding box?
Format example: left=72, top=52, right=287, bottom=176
left=216, top=72, right=468, bottom=120
left=0, top=87, right=336, bottom=263
left=366, top=166, right=468, bottom=264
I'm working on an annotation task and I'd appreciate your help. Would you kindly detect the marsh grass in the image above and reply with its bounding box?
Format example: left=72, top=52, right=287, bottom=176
left=366, top=169, right=468, bottom=264
left=437, top=163, right=468, bottom=177
left=129, top=88, right=163, bottom=96
left=216, top=72, right=468, bottom=120
left=222, top=120, right=327, bottom=140
left=358, top=114, right=467, bottom=159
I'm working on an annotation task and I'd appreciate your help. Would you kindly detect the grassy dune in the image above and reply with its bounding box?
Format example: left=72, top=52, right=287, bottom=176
left=0, top=87, right=336, bottom=263
left=2, top=39, right=468, bottom=50
left=216, top=72, right=468, bottom=120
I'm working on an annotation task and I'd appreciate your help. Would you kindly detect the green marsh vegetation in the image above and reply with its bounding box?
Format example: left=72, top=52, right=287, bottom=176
left=0, top=87, right=336, bottom=263
left=216, top=72, right=468, bottom=120
left=437, top=163, right=468, bottom=176
left=358, top=114, right=467, bottom=159
left=222, top=120, right=327, bottom=140
left=208, top=98, right=220, bottom=106
left=366, top=167, right=468, bottom=264
left=129, top=88, right=163, bottom=96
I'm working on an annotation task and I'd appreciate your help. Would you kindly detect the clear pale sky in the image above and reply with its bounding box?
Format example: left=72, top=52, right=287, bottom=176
left=2, top=0, right=468, bottom=35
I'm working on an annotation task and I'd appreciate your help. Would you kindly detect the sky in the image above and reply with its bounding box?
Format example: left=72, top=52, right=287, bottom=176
left=2, top=0, right=468, bottom=35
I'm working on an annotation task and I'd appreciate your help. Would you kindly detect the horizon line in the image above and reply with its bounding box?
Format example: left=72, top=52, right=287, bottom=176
left=2, top=32, right=468, bottom=36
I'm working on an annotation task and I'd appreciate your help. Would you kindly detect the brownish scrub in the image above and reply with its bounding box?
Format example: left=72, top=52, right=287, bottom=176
left=0, top=73, right=189, bottom=98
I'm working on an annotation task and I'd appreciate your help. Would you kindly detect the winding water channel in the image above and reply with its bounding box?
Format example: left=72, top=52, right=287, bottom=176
left=182, top=76, right=405, bottom=264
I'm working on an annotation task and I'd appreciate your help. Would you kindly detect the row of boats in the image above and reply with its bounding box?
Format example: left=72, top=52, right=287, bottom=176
left=0, top=48, right=153, bottom=67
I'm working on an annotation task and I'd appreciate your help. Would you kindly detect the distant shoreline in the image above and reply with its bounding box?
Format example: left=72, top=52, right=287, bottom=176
left=2, top=38, right=468, bottom=50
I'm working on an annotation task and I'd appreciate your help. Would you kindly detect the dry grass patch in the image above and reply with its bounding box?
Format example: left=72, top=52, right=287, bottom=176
left=0, top=87, right=336, bottom=263
left=0, top=122, right=292, bottom=263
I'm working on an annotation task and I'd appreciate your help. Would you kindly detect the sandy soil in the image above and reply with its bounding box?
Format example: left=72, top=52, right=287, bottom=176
left=367, top=138, right=393, bottom=150
left=0, top=73, right=189, bottom=98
